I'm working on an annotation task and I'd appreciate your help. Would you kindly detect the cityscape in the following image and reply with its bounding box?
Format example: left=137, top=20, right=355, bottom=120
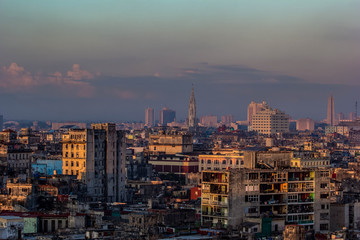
left=1, top=1, right=360, bottom=240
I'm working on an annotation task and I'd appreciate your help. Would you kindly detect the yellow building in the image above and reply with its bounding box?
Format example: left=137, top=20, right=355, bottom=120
left=148, top=132, right=192, bottom=154
left=199, top=152, right=245, bottom=171
left=62, top=129, right=88, bottom=180
left=249, top=106, right=289, bottom=135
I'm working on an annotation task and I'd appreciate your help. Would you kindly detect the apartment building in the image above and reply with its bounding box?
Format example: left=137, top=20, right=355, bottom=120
left=148, top=132, right=192, bottom=154
left=201, top=168, right=331, bottom=234
left=249, top=106, right=290, bottom=135
left=62, top=123, right=126, bottom=202
left=198, top=152, right=245, bottom=171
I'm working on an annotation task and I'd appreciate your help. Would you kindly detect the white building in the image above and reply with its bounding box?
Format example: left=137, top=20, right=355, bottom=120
left=247, top=101, right=268, bottom=125
left=249, top=106, right=289, bottom=135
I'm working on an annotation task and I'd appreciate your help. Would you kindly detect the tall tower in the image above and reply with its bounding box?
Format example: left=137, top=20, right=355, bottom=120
left=145, top=107, right=154, bottom=127
left=327, top=94, right=335, bottom=126
left=187, top=85, right=197, bottom=127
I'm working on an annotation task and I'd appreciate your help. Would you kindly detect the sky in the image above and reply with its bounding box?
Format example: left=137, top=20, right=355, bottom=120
left=0, top=0, right=359, bottom=122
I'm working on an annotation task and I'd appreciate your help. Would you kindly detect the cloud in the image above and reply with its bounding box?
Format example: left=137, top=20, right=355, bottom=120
left=0, top=63, right=96, bottom=98
left=179, top=63, right=304, bottom=85
left=67, top=64, right=94, bottom=81
left=0, top=62, right=35, bottom=88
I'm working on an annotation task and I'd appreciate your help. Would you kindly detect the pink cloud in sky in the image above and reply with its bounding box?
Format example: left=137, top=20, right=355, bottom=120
left=67, top=64, right=94, bottom=81
left=0, top=63, right=97, bottom=98
left=0, top=62, right=34, bottom=88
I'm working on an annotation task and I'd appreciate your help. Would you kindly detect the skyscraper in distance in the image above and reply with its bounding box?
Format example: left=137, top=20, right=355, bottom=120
left=145, top=107, right=155, bottom=127
left=327, top=94, right=335, bottom=126
left=187, top=85, right=197, bottom=128
left=159, top=107, right=176, bottom=126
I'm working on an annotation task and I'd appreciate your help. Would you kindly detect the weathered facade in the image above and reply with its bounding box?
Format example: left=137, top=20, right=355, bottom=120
left=201, top=168, right=331, bottom=233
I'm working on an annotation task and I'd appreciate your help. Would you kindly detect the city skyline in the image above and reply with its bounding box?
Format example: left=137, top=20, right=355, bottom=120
left=0, top=1, right=359, bottom=121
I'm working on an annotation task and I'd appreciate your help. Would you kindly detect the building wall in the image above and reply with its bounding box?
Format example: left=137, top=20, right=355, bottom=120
left=199, top=154, right=245, bottom=171
left=201, top=169, right=330, bottom=233
left=149, top=134, right=193, bottom=154
left=250, top=107, right=289, bottom=135
left=86, top=123, right=126, bottom=202
left=296, top=118, right=315, bottom=131
left=62, top=129, right=88, bottom=180
left=330, top=203, right=348, bottom=231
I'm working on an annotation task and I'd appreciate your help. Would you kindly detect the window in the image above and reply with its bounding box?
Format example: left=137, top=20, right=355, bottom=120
left=236, top=160, right=239, bottom=165
left=71, top=161, right=74, bottom=167
left=321, top=204, right=329, bottom=209
left=222, top=160, right=226, bottom=164
left=320, top=224, right=328, bottom=231
left=65, top=161, right=68, bottom=167
left=245, top=195, right=259, bottom=202
left=76, top=161, right=79, bottom=167
left=320, top=193, right=329, bottom=199
left=207, top=160, right=211, bottom=164
left=320, top=183, right=328, bottom=189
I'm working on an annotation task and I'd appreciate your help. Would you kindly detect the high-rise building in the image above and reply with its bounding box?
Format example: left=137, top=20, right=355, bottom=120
left=247, top=101, right=268, bottom=125
left=250, top=105, right=290, bottom=135
left=145, top=107, right=155, bottom=127
left=221, top=114, right=234, bottom=127
left=187, top=85, right=197, bottom=128
left=62, top=123, right=126, bottom=202
left=200, top=115, right=218, bottom=127
left=296, top=118, right=315, bottom=131
left=349, top=112, right=356, bottom=121
left=201, top=168, right=331, bottom=233
left=159, top=107, right=176, bottom=126
left=337, top=112, right=345, bottom=122
left=327, top=94, right=335, bottom=126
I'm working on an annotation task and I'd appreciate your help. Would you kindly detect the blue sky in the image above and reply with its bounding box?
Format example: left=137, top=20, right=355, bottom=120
left=0, top=1, right=359, bottom=121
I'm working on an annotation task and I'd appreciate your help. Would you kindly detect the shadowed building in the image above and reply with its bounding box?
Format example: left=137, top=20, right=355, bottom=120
left=159, top=107, right=176, bottom=126
left=62, top=123, right=126, bottom=202
left=187, top=86, right=197, bottom=128
left=327, top=94, right=335, bottom=126
left=145, top=107, right=155, bottom=127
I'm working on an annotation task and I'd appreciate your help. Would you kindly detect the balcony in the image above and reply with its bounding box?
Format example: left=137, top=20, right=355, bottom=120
left=202, top=212, right=229, bottom=217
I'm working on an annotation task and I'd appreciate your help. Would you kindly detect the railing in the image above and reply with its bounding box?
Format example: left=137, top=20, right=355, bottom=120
left=202, top=212, right=228, bottom=217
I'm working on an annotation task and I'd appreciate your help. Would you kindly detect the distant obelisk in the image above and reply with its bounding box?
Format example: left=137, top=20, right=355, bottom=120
left=327, top=94, right=335, bottom=126
left=187, top=85, right=197, bottom=128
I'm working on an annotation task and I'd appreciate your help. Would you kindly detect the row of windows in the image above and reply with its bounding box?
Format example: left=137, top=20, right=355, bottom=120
left=10, top=163, right=29, bottom=168
left=64, top=152, right=86, bottom=158
left=65, top=169, right=80, bottom=175
left=200, top=159, right=243, bottom=165
left=8, top=153, right=30, bottom=160
left=65, top=161, right=85, bottom=167
left=64, top=144, right=86, bottom=150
